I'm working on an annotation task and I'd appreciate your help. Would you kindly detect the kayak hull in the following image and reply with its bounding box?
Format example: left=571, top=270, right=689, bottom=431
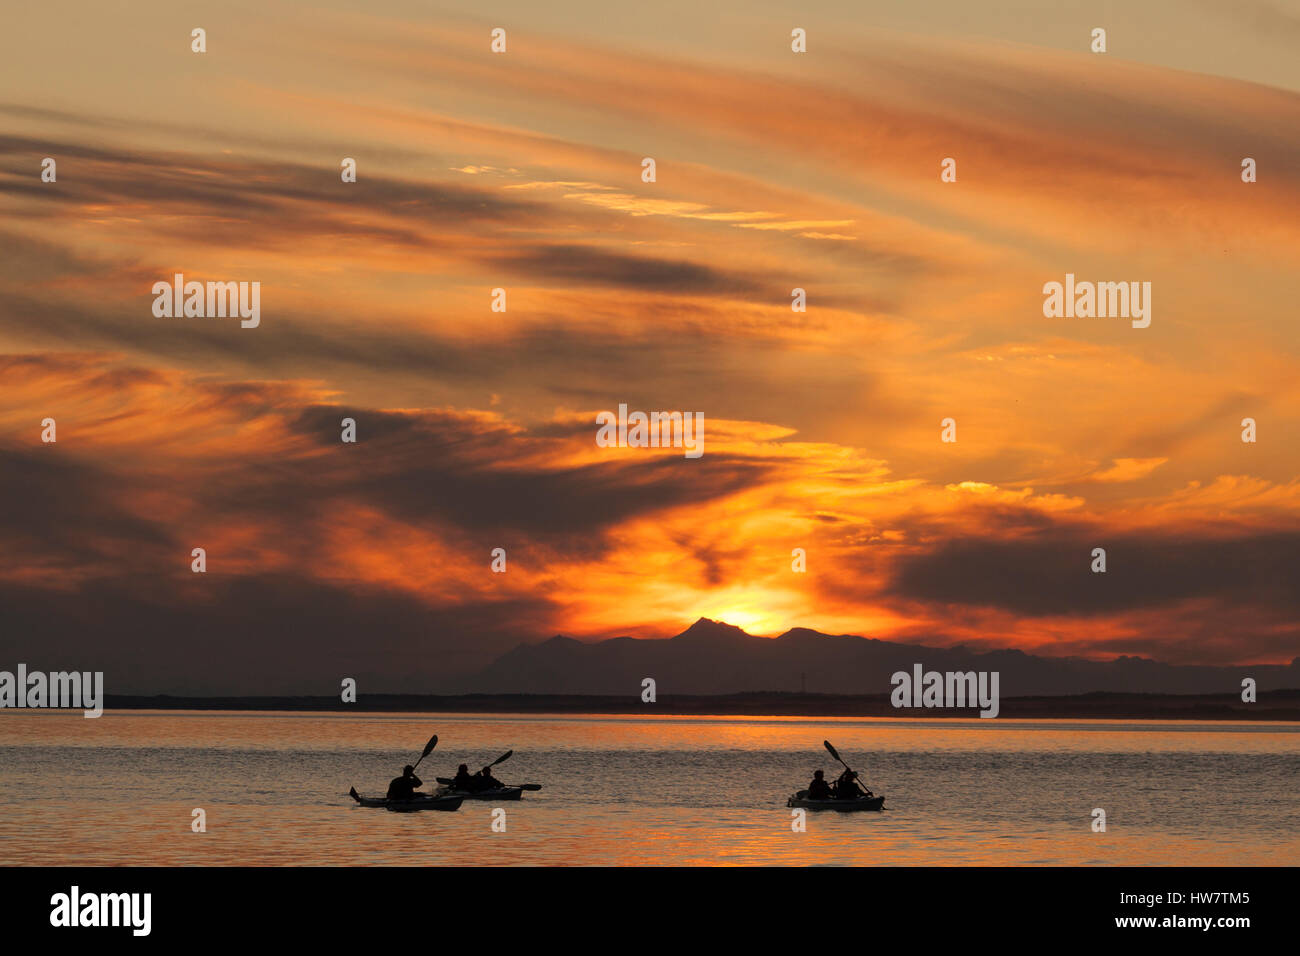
left=787, top=790, right=885, bottom=812
left=436, top=786, right=524, bottom=801
left=352, top=792, right=464, bottom=812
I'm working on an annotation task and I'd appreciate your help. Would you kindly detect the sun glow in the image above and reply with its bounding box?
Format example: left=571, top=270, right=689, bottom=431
left=696, top=605, right=783, bottom=635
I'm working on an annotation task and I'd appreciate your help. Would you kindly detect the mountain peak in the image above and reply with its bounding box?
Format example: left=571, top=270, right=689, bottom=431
left=542, top=634, right=581, bottom=646
left=674, top=618, right=751, bottom=642
left=777, top=626, right=830, bottom=641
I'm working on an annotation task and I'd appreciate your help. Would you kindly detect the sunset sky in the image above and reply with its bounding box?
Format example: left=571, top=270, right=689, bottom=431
left=1, top=1, right=1298, bottom=693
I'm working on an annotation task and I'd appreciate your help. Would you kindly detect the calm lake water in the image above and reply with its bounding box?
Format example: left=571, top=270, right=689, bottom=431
left=1, top=711, right=1297, bottom=866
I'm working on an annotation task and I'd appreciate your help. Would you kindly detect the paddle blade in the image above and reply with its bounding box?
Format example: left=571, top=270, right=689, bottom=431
left=435, top=777, right=453, bottom=785
left=489, top=750, right=513, bottom=768
left=823, top=740, right=841, bottom=762
left=518, top=784, right=542, bottom=791
left=348, top=787, right=360, bottom=803
left=421, top=735, right=438, bottom=759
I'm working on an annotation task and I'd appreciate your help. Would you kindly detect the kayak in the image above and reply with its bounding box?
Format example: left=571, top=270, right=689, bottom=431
left=787, top=789, right=885, bottom=812
left=435, top=786, right=524, bottom=801
left=352, top=794, right=464, bottom=811
left=349, top=788, right=464, bottom=812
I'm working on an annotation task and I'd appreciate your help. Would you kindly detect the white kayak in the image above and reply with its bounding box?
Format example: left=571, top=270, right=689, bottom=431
left=787, top=789, right=885, bottom=811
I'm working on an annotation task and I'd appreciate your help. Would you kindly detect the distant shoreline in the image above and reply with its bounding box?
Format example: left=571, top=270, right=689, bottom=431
left=96, top=690, right=1300, bottom=720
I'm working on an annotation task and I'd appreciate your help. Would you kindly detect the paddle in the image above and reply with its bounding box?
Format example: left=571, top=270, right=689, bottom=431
left=411, top=734, right=439, bottom=771
left=481, top=749, right=512, bottom=773
left=823, top=740, right=872, bottom=797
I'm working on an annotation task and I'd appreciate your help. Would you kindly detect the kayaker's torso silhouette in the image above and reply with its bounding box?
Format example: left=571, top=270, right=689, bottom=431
left=386, top=765, right=422, bottom=800
left=808, top=770, right=833, bottom=799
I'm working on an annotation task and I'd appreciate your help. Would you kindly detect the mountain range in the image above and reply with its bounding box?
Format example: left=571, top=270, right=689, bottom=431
left=462, top=618, right=1300, bottom=697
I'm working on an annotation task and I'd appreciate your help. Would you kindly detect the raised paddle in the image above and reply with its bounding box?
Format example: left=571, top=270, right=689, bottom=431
left=411, top=734, right=439, bottom=771
left=823, top=740, right=872, bottom=797
left=481, top=749, right=512, bottom=773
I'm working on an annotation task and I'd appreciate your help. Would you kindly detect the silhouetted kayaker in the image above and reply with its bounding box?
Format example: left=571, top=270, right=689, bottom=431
left=808, top=770, right=832, bottom=799
left=472, top=768, right=504, bottom=792
left=451, top=764, right=475, bottom=790
left=386, top=765, right=422, bottom=800
left=834, top=768, right=867, bottom=799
